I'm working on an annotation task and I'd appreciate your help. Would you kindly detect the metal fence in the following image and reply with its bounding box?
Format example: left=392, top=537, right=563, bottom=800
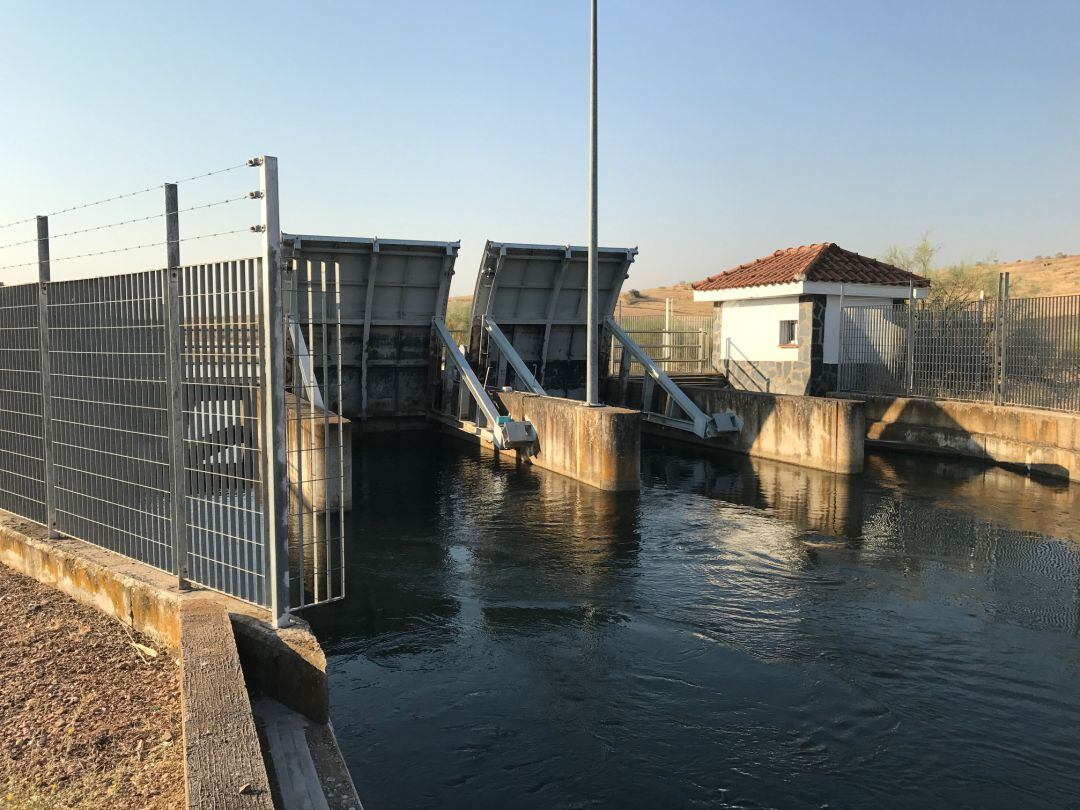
left=49, top=270, right=175, bottom=571
left=611, top=313, right=713, bottom=375
left=0, top=156, right=343, bottom=626
left=839, top=287, right=1080, bottom=413
left=0, top=283, right=46, bottom=525
left=284, top=257, right=346, bottom=609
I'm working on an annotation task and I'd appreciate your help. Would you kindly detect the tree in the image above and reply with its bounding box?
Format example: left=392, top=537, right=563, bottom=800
left=881, top=234, right=939, bottom=277
left=881, top=235, right=998, bottom=313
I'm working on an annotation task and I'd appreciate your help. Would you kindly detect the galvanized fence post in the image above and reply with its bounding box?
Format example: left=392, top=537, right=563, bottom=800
left=257, top=156, right=291, bottom=627
left=163, top=183, right=189, bottom=587
left=998, top=271, right=1011, bottom=405
left=36, top=216, right=58, bottom=538
left=905, top=281, right=915, bottom=395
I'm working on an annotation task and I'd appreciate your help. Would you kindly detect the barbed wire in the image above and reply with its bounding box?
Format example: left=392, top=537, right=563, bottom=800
left=0, top=194, right=256, bottom=251
left=0, top=227, right=258, bottom=271
left=0, top=159, right=256, bottom=231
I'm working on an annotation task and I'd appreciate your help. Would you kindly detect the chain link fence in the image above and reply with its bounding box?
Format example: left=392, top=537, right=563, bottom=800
left=839, top=290, right=1080, bottom=413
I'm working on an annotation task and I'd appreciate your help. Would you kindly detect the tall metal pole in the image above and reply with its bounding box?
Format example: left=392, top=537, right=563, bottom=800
left=586, top=0, right=600, bottom=406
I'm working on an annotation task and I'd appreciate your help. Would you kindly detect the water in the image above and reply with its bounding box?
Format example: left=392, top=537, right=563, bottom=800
left=304, top=433, right=1080, bottom=809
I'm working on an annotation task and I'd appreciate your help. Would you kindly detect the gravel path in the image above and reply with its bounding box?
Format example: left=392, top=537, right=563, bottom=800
left=0, top=563, right=184, bottom=809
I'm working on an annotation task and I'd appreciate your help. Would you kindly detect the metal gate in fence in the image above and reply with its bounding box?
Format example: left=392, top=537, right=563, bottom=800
left=839, top=277, right=1080, bottom=413
left=610, top=313, right=713, bottom=375
left=0, top=156, right=346, bottom=626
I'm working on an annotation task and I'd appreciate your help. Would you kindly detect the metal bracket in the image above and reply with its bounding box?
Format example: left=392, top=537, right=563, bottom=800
left=481, top=317, right=546, bottom=395
left=433, top=318, right=536, bottom=450
left=606, top=315, right=740, bottom=439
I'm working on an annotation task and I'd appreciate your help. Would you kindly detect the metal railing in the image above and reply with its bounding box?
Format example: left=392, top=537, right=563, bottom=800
left=839, top=281, right=1080, bottom=413
left=610, top=314, right=713, bottom=375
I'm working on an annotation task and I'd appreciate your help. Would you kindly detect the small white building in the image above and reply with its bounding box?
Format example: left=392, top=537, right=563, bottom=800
left=692, top=243, right=929, bottom=395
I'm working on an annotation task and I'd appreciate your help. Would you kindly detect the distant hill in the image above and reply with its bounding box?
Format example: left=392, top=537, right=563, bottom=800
left=446, top=254, right=1080, bottom=327
left=961, top=254, right=1080, bottom=299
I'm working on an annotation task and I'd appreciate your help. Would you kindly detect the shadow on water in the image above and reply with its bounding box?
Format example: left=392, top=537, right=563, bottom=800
left=304, top=431, right=1080, bottom=810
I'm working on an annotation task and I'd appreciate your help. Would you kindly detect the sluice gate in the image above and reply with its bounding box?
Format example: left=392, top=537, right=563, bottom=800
left=284, top=233, right=741, bottom=489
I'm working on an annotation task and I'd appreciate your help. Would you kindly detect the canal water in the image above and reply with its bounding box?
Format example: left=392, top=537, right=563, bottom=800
left=304, top=433, right=1080, bottom=809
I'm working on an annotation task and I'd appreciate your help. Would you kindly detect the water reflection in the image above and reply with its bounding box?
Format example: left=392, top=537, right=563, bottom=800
left=642, top=436, right=865, bottom=539
left=305, top=432, right=1080, bottom=810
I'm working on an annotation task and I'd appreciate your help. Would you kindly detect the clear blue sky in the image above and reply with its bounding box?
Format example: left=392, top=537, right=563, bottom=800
left=1, top=0, right=1077, bottom=292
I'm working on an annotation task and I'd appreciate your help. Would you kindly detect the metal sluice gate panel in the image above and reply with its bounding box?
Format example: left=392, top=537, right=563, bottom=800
left=0, top=282, right=47, bottom=524
left=284, top=235, right=458, bottom=425
left=469, top=241, right=637, bottom=399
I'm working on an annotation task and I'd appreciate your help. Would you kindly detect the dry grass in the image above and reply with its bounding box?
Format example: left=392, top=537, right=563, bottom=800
left=0, top=565, right=183, bottom=810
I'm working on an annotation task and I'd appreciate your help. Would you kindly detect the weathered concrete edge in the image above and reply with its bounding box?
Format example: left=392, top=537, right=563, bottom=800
left=181, top=600, right=274, bottom=809
left=831, top=392, right=1080, bottom=483
left=614, top=383, right=864, bottom=474
left=0, top=510, right=330, bottom=721
left=436, top=408, right=642, bottom=492
left=493, top=392, right=642, bottom=491
left=0, top=512, right=183, bottom=648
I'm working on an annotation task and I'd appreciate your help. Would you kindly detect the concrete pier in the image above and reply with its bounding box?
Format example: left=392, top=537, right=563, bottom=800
left=442, top=391, right=643, bottom=491
left=614, top=380, right=865, bottom=475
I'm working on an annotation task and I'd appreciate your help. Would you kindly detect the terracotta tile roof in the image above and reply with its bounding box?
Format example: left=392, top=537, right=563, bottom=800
left=691, top=243, right=931, bottom=292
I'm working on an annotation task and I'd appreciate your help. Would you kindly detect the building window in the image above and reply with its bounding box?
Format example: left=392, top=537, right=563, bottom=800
left=779, top=319, right=798, bottom=346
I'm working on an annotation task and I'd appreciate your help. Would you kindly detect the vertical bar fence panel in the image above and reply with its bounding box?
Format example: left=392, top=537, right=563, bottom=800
left=0, top=282, right=47, bottom=524
left=840, top=291, right=1080, bottom=414
left=838, top=304, right=909, bottom=395
left=1002, top=294, right=1080, bottom=412
left=285, top=258, right=346, bottom=610
left=179, top=259, right=269, bottom=606
left=47, top=271, right=174, bottom=571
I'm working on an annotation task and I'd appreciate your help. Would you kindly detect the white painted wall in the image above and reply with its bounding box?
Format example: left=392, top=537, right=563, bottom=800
left=720, top=296, right=801, bottom=363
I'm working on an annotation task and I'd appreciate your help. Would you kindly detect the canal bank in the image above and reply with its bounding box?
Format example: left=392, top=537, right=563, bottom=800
left=305, top=432, right=1080, bottom=809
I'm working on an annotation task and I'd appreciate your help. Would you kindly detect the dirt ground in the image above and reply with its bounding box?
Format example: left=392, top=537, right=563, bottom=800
left=0, top=564, right=184, bottom=809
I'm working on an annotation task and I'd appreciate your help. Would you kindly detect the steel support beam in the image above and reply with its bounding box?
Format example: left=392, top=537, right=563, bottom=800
left=432, top=318, right=536, bottom=450
left=482, top=317, right=546, bottom=395
left=606, top=316, right=740, bottom=439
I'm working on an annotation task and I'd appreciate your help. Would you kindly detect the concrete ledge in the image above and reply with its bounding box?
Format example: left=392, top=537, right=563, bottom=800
left=0, top=513, right=184, bottom=649
left=833, top=393, right=1080, bottom=483
left=232, top=612, right=330, bottom=725
left=618, top=382, right=864, bottom=474
left=493, top=391, right=642, bottom=491
left=181, top=600, right=274, bottom=809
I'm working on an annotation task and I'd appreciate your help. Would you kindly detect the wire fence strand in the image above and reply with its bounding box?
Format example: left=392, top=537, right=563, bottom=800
left=0, top=160, right=253, bottom=231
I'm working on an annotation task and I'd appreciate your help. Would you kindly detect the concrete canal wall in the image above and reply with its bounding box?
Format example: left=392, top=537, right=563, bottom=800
left=617, top=381, right=865, bottom=474
left=492, top=391, right=642, bottom=491
left=833, top=393, right=1080, bottom=483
